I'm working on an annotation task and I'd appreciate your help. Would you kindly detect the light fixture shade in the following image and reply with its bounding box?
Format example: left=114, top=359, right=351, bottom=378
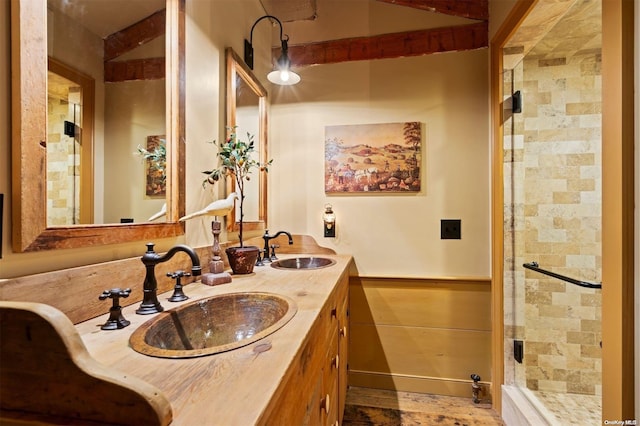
left=267, top=38, right=300, bottom=85
left=245, top=15, right=301, bottom=85
left=267, top=69, right=301, bottom=85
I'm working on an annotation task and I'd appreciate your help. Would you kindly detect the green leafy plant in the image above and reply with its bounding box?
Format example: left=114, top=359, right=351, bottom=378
left=137, top=138, right=167, bottom=195
left=137, top=139, right=166, bottom=168
left=203, top=128, right=273, bottom=246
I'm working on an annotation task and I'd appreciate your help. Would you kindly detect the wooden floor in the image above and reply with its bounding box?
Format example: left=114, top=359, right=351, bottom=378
left=343, top=387, right=505, bottom=426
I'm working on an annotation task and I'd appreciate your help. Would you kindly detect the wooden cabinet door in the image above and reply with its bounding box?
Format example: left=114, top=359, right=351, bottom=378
left=337, top=274, right=349, bottom=424
left=322, top=325, right=339, bottom=425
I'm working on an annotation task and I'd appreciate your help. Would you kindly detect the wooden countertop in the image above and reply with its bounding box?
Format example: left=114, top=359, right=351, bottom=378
left=75, top=254, right=353, bottom=426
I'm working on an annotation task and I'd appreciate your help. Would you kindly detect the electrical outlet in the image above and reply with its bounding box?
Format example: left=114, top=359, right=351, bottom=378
left=441, top=219, right=461, bottom=239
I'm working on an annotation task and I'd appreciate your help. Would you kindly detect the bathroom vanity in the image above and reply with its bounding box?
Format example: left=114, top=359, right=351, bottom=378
left=70, top=253, right=352, bottom=425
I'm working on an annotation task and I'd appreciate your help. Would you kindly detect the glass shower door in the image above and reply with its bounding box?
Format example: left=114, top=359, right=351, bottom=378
left=502, top=0, right=603, bottom=424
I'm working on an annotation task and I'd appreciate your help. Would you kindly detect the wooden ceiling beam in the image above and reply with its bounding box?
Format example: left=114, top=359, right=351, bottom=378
left=284, top=21, right=487, bottom=67
left=104, top=9, right=166, bottom=62
left=376, top=0, right=488, bottom=20
left=104, top=58, right=165, bottom=83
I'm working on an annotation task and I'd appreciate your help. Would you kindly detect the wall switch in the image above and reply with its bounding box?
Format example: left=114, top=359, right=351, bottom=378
left=441, top=219, right=461, bottom=239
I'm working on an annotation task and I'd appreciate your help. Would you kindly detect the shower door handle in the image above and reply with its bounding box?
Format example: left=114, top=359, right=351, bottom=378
left=523, top=262, right=602, bottom=289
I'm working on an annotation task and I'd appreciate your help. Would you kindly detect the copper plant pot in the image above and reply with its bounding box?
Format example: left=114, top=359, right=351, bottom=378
left=225, top=246, right=260, bottom=274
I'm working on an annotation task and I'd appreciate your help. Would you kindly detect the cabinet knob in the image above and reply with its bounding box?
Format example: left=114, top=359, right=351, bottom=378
left=340, top=326, right=347, bottom=338
left=332, top=354, right=339, bottom=369
left=331, top=307, right=337, bottom=318
left=321, top=394, right=330, bottom=414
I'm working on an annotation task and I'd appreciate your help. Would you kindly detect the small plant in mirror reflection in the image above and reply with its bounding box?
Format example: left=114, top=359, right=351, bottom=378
left=203, top=128, right=273, bottom=247
left=137, top=139, right=166, bottom=177
left=136, top=138, right=167, bottom=196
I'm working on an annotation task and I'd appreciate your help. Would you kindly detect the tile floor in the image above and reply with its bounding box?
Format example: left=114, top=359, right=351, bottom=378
left=533, top=390, right=601, bottom=426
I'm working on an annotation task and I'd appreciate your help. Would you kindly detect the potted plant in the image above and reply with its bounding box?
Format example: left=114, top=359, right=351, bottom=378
left=203, top=128, right=272, bottom=274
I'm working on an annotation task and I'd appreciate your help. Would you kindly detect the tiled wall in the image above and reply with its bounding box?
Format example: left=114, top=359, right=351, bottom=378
left=503, top=49, right=602, bottom=396
left=47, top=93, right=80, bottom=225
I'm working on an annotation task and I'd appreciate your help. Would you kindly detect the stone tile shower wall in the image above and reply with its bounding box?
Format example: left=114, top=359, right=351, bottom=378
left=503, top=50, right=602, bottom=396
left=47, top=91, right=80, bottom=225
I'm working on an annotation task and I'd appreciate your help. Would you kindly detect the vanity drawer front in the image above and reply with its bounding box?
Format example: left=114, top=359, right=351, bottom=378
left=258, top=300, right=334, bottom=425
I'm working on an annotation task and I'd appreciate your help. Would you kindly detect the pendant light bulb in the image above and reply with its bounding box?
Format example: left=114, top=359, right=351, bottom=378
left=267, top=38, right=300, bottom=85
left=267, top=67, right=300, bottom=85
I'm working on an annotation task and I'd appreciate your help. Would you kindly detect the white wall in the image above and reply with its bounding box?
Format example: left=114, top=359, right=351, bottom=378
left=103, top=36, right=167, bottom=224
left=181, top=0, right=270, bottom=248
left=103, top=79, right=166, bottom=223
left=269, top=49, right=491, bottom=277
left=260, top=0, right=491, bottom=278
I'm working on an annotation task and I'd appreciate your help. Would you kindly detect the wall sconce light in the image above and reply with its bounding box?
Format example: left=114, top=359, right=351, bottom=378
left=323, top=204, right=336, bottom=238
left=244, top=15, right=301, bottom=86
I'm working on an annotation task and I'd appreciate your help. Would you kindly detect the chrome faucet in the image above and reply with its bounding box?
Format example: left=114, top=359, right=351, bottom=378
left=261, top=230, right=293, bottom=263
left=136, top=243, right=202, bottom=315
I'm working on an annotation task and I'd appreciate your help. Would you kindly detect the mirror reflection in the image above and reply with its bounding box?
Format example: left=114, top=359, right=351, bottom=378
left=46, top=0, right=166, bottom=225
left=234, top=75, right=260, bottom=222
left=226, top=48, right=268, bottom=232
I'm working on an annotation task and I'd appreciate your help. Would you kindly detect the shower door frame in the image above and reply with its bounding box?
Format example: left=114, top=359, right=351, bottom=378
left=490, top=0, right=635, bottom=421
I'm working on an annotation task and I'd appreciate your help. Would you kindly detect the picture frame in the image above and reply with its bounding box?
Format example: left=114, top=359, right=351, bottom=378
left=324, top=122, right=422, bottom=193
left=144, top=135, right=166, bottom=197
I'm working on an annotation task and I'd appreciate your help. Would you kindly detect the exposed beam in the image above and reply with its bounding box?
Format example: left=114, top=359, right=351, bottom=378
left=104, top=58, right=165, bottom=82
left=285, top=21, right=488, bottom=67
left=376, top=0, right=488, bottom=20
left=104, top=9, right=166, bottom=62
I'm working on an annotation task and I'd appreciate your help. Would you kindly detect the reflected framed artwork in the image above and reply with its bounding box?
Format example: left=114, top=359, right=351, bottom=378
left=144, top=135, right=166, bottom=197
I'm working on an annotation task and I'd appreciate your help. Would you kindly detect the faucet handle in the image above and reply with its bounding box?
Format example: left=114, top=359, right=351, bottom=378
left=256, top=249, right=265, bottom=266
left=98, top=288, right=131, bottom=330
left=167, top=271, right=190, bottom=302
left=269, top=244, right=280, bottom=261
left=99, top=288, right=131, bottom=301
left=167, top=270, right=189, bottom=279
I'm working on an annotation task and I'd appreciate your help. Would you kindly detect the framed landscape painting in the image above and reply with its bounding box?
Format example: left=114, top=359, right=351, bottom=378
left=324, top=122, right=422, bottom=193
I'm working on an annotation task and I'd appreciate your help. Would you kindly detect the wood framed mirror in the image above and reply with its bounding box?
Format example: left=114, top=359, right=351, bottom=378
left=11, top=0, right=185, bottom=252
left=225, top=48, right=268, bottom=233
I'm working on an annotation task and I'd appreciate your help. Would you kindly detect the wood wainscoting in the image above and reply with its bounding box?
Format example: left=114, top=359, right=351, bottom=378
left=348, top=276, right=492, bottom=401
left=0, top=235, right=334, bottom=325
